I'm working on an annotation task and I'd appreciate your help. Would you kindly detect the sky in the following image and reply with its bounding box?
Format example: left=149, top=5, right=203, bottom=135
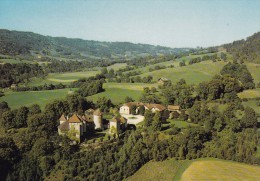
left=0, top=0, right=260, bottom=48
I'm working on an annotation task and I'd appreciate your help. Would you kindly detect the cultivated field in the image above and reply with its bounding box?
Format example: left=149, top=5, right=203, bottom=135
left=126, top=158, right=260, bottom=181
left=180, top=159, right=260, bottom=181
left=126, top=158, right=184, bottom=181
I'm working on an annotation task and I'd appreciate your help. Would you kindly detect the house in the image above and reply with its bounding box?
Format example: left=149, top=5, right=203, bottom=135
left=158, top=78, right=169, bottom=85
left=167, top=105, right=180, bottom=113
left=10, top=84, right=17, bottom=90
left=167, top=105, right=181, bottom=119
left=119, top=102, right=143, bottom=114
left=120, top=102, right=168, bottom=115
left=144, top=103, right=166, bottom=113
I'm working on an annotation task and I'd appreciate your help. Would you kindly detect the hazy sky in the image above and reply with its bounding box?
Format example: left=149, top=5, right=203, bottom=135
left=0, top=0, right=260, bottom=48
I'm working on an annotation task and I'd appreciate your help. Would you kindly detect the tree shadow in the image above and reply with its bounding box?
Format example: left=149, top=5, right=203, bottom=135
left=161, top=125, right=171, bottom=131
left=81, top=130, right=106, bottom=140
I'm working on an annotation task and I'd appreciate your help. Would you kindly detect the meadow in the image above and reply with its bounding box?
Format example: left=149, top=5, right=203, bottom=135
left=127, top=158, right=260, bottom=181
left=242, top=100, right=260, bottom=115
left=245, top=63, right=260, bottom=84
left=140, top=60, right=227, bottom=84
left=179, top=159, right=260, bottom=181
left=0, top=88, right=76, bottom=109
left=27, top=71, right=99, bottom=86
left=163, top=120, right=198, bottom=129
left=238, top=88, right=260, bottom=99
left=88, top=83, right=156, bottom=104
left=0, top=82, right=155, bottom=109
left=126, top=158, right=184, bottom=181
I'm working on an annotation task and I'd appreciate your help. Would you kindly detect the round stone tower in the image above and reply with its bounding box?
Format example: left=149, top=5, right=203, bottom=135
left=93, top=109, right=103, bottom=130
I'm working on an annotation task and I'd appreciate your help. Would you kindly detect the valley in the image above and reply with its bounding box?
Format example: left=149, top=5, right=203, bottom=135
left=0, top=29, right=259, bottom=181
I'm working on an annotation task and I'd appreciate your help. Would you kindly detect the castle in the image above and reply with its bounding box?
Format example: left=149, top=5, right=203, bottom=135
left=58, top=109, right=103, bottom=139
left=58, top=108, right=128, bottom=141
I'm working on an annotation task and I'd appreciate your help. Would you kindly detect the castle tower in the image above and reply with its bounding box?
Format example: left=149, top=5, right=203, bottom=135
left=59, top=114, right=67, bottom=125
left=109, top=117, right=120, bottom=134
left=93, top=109, right=103, bottom=130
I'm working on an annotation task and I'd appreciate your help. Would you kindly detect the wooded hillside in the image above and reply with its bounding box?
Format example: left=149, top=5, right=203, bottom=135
left=0, top=29, right=186, bottom=60
left=223, top=32, right=260, bottom=64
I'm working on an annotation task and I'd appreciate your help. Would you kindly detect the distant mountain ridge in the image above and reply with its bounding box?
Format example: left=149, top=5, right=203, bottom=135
left=0, top=29, right=188, bottom=61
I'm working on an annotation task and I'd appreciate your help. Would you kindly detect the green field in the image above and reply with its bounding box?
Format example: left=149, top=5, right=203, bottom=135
left=180, top=159, right=260, bottom=181
left=0, top=58, right=32, bottom=64
left=88, top=83, right=156, bottom=104
left=165, top=120, right=198, bottom=129
left=126, top=158, right=260, bottom=181
left=238, top=89, right=260, bottom=99
left=0, top=88, right=76, bottom=109
left=126, top=158, right=184, bottom=181
left=242, top=100, right=260, bottom=115
left=27, top=70, right=99, bottom=86
left=0, top=83, right=155, bottom=109
left=246, top=63, right=260, bottom=84
left=106, top=63, right=127, bottom=70
left=140, top=60, right=227, bottom=84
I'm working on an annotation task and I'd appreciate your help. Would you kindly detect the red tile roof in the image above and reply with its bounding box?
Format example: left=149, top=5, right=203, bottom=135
left=59, top=114, right=67, bottom=122
left=67, top=114, right=82, bottom=123
left=123, top=102, right=144, bottom=108
left=144, top=103, right=166, bottom=111
left=167, top=105, right=180, bottom=111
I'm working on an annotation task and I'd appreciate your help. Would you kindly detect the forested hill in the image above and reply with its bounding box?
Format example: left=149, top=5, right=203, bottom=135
left=223, top=32, right=260, bottom=64
left=0, top=29, right=186, bottom=60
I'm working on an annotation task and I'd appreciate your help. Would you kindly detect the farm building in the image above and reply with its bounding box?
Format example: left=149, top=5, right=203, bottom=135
left=167, top=105, right=180, bottom=113
left=119, top=102, right=180, bottom=115
left=144, top=103, right=166, bottom=112
left=158, top=78, right=170, bottom=85
left=119, top=102, right=143, bottom=114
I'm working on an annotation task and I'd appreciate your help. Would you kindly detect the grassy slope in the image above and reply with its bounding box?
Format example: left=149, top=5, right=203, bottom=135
left=126, top=158, right=185, bottom=181
left=27, top=71, right=99, bottom=86
left=242, top=100, right=260, bottom=114
left=107, top=63, right=127, bottom=70
left=238, top=88, right=260, bottom=99
left=245, top=63, right=260, bottom=85
left=126, top=158, right=260, bottom=181
left=180, top=159, right=260, bottom=181
left=140, top=61, right=227, bottom=84
left=237, top=88, right=260, bottom=114
left=88, top=83, right=156, bottom=104
left=0, top=82, right=154, bottom=109
left=0, top=88, right=76, bottom=109
left=167, top=120, right=198, bottom=128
